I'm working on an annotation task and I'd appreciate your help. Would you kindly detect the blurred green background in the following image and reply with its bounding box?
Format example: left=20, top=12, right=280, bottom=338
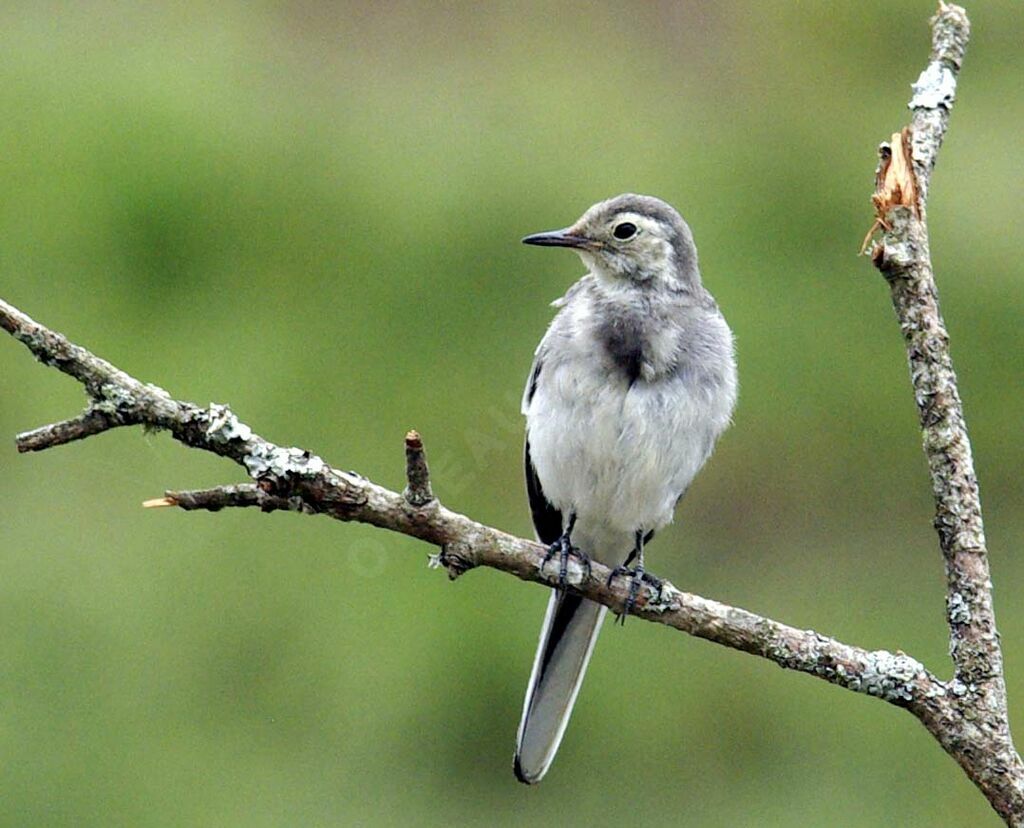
left=1, top=1, right=1021, bottom=825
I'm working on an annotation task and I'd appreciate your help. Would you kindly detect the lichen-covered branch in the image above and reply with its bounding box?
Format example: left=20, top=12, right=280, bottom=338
left=866, top=4, right=1024, bottom=823
left=0, top=295, right=958, bottom=712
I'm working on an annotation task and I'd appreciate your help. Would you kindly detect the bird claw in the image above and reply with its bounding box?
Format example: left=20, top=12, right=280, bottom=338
left=542, top=533, right=590, bottom=590
left=607, top=566, right=663, bottom=624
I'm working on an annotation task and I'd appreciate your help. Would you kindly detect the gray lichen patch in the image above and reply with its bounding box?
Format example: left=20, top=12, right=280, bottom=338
left=92, top=383, right=137, bottom=416
left=949, top=678, right=970, bottom=698
left=204, top=403, right=253, bottom=444
left=852, top=651, right=928, bottom=703
left=640, top=580, right=677, bottom=615
left=243, top=442, right=326, bottom=481
left=772, top=636, right=936, bottom=706
left=948, top=592, right=972, bottom=625
left=909, top=61, right=956, bottom=110
left=16, top=327, right=62, bottom=367
left=537, top=555, right=589, bottom=588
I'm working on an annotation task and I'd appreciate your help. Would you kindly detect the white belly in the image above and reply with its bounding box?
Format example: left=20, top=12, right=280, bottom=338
left=526, top=356, right=726, bottom=562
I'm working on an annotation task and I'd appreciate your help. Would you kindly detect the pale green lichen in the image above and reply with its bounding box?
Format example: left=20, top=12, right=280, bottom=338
left=92, top=383, right=136, bottom=416
left=853, top=651, right=925, bottom=703
left=243, top=443, right=326, bottom=480
left=536, top=555, right=588, bottom=588
left=641, top=580, right=677, bottom=614
left=772, top=638, right=930, bottom=705
left=948, top=592, right=972, bottom=625
left=909, top=61, right=956, bottom=110
left=205, top=403, right=253, bottom=444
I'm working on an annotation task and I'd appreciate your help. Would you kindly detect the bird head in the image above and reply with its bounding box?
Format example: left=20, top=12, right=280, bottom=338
left=522, top=194, right=700, bottom=292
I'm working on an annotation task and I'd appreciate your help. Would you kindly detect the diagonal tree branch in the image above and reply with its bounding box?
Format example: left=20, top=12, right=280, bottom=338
left=2, top=3, right=1020, bottom=823
left=0, top=295, right=953, bottom=696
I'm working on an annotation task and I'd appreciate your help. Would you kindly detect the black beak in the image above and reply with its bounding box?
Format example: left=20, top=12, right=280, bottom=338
left=521, top=228, right=594, bottom=249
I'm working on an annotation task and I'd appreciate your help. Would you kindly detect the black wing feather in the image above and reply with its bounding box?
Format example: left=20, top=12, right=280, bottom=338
left=525, top=438, right=562, bottom=546
left=525, top=358, right=542, bottom=407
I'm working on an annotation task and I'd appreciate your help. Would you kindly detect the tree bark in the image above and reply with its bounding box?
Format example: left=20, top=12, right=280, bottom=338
left=864, top=4, right=1024, bottom=821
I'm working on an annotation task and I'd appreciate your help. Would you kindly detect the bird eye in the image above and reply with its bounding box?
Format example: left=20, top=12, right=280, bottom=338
left=612, top=222, right=637, bottom=240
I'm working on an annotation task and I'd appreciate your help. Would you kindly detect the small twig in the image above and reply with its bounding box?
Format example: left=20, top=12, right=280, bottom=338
left=17, top=407, right=125, bottom=452
left=160, top=484, right=314, bottom=514
left=403, top=429, right=435, bottom=507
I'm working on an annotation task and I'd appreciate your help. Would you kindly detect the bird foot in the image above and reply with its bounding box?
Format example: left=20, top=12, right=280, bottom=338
left=607, top=566, right=663, bottom=624
left=542, top=533, right=591, bottom=590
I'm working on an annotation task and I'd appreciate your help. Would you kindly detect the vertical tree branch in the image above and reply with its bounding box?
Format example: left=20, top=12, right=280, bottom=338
left=869, top=4, right=1024, bottom=822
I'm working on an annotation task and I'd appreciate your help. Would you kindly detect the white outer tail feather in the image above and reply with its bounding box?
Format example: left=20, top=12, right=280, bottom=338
left=514, top=591, right=607, bottom=783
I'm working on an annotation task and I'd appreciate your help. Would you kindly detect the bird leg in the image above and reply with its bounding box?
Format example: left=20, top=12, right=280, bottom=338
left=541, top=512, right=590, bottom=590
left=607, top=530, right=662, bottom=624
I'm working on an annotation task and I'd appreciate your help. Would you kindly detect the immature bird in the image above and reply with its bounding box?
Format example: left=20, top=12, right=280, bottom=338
left=514, top=194, right=737, bottom=784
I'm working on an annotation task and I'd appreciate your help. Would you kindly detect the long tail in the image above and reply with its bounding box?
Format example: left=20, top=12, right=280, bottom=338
left=514, top=590, right=607, bottom=784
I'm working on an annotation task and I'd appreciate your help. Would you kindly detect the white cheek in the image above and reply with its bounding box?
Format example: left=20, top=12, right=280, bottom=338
left=580, top=236, right=671, bottom=283
left=644, top=238, right=670, bottom=267
left=579, top=249, right=625, bottom=282
left=576, top=250, right=599, bottom=272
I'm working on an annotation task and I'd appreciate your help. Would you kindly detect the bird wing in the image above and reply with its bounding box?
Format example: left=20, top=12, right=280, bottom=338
left=521, top=350, right=543, bottom=414
left=522, top=351, right=563, bottom=545
left=516, top=332, right=606, bottom=785
left=524, top=438, right=562, bottom=546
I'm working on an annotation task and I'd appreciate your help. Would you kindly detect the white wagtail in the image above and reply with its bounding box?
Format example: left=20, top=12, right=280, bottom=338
left=514, top=194, right=737, bottom=783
